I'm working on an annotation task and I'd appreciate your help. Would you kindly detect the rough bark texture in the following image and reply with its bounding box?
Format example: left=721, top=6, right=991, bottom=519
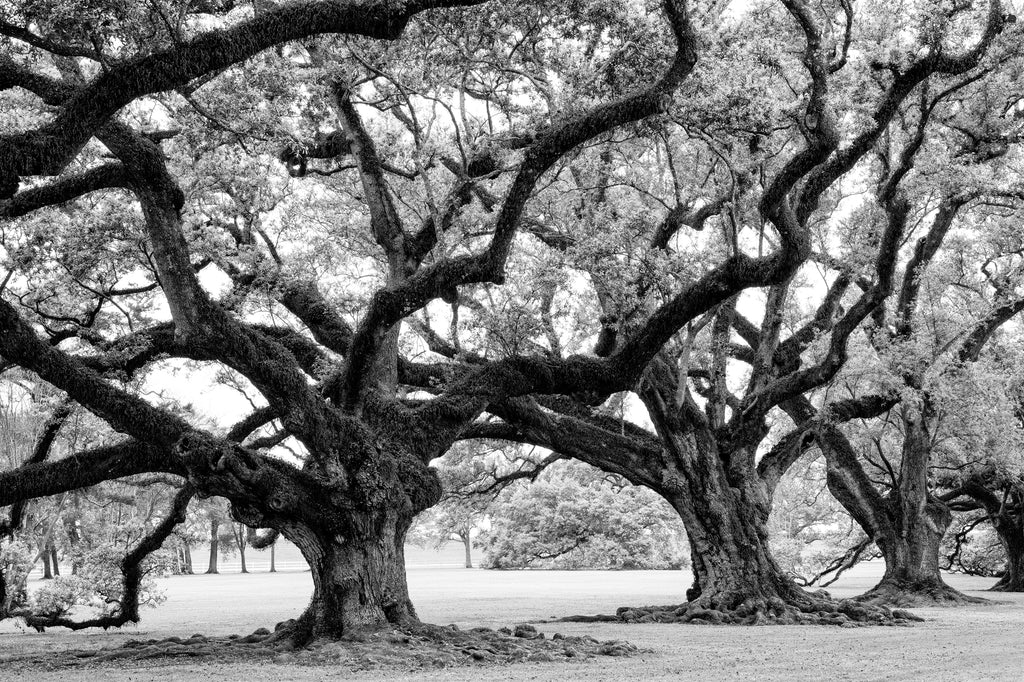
left=817, top=421, right=985, bottom=607
left=609, top=473, right=915, bottom=625
left=462, top=534, right=473, bottom=569
left=991, top=517, right=1024, bottom=591
left=206, top=519, right=220, bottom=575
left=855, top=408, right=982, bottom=606
left=277, top=514, right=417, bottom=643
left=220, top=433, right=443, bottom=645
left=957, top=481, right=1024, bottom=592
left=858, top=496, right=985, bottom=606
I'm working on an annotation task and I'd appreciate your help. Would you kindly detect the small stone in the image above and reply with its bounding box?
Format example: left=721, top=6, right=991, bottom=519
left=598, top=640, right=636, bottom=657
left=892, top=609, right=923, bottom=622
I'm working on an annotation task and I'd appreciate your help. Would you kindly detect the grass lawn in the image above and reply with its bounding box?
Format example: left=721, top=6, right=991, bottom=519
left=1, top=544, right=1021, bottom=681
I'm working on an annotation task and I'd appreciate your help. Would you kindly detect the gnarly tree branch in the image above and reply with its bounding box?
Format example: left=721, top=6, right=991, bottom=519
left=0, top=163, right=130, bottom=218
left=17, top=484, right=194, bottom=631
left=0, top=0, right=490, bottom=194
left=0, top=400, right=73, bottom=537
left=796, top=0, right=1008, bottom=222
left=0, top=440, right=184, bottom=509
left=336, top=0, right=700, bottom=411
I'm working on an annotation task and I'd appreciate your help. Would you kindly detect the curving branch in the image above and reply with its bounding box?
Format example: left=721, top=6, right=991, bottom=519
left=458, top=397, right=665, bottom=491
left=0, top=0, right=490, bottom=194
left=956, top=295, right=1024, bottom=363
left=0, top=440, right=184, bottom=509
left=796, top=0, right=1008, bottom=222
left=0, top=296, right=194, bottom=449
left=0, top=400, right=73, bottom=537
left=0, top=163, right=130, bottom=218
left=0, top=20, right=102, bottom=59
left=17, top=484, right=194, bottom=631
left=335, top=0, right=700, bottom=411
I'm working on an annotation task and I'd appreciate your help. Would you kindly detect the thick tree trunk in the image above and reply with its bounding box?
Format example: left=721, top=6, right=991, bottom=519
left=663, top=483, right=837, bottom=624
left=617, top=436, right=898, bottom=624
left=183, top=544, right=194, bottom=574
left=859, top=411, right=983, bottom=606
left=269, top=542, right=276, bottom=573
left=40, top=545, right=52, bottom=580
left=857, top=493, right=979, bottom=605
left=239, top=544, right=247, bottom=574
left=205, top=519, right=219, bottom=574
left=991, top=514, right=1024, bottom=592
left=276, top=512, right=418, bottom=643
left=819, top=413, right=982, bottom=607
left=49, top=544, right=59, bottom=577
left=461, top=532, right=472, bottom=569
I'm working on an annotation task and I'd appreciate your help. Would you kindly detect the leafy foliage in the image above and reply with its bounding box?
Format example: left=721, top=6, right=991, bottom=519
left=476, top=462, right=689, bottom=570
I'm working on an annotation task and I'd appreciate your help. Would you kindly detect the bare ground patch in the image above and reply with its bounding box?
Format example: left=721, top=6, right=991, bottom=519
left=1, top=559, right=1022, bottom=681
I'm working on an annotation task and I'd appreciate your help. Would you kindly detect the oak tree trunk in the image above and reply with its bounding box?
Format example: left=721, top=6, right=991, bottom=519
left=461, top=532, right=472, bottom=569
left=41, top=546, right=52, bottom=580
left=857, top=493, right=976, bottom=605
left=664, top=484, right=826, bottom=624
left=205, top=519, right=219, bottom=574
left=822, top=411, right=982, bottom=606
left=276, top=511, right=417, bottom=643
left=991, top=514, right=1024, bottom=592
left=855, top=411, right=983, bottom=606
left=625, top=437, right=894, bottom=624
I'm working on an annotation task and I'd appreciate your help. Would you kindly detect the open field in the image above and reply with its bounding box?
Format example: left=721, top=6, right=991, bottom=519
left=2, top=545, right=1022, bottom=681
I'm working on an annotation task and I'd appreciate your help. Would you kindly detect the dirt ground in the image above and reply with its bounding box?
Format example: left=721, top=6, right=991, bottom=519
left=1, top=548, right=1021, bottom=681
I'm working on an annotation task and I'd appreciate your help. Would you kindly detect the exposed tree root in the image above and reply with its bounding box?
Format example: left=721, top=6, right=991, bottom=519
left=855, top=579, right=990, bottom=607
left=553, top=589, right=923, bottom=626
left=0, top=622, right=638, bottom=672
left=989, top=574, right=1023, bottom=592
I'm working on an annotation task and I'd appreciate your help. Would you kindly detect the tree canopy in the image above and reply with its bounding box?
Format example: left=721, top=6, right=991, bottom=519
left=1, top=0, right=1023, bottom=644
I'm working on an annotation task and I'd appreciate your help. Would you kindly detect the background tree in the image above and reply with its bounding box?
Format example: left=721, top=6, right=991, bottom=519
left=475, top=460, right=690, bottom=570
left=457, top=0, right=1015, bottom=622
left=768, top=452, right=873, bottom=587
left=936, top=339, right=1024, bottom=591
left=811, top=166, right=1024, bottom=605
left=408, top=445, right=492, bottom=568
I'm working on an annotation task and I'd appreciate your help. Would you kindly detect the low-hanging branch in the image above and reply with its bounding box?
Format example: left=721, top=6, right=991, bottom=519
left=14, top=484, right=195, bottom=632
